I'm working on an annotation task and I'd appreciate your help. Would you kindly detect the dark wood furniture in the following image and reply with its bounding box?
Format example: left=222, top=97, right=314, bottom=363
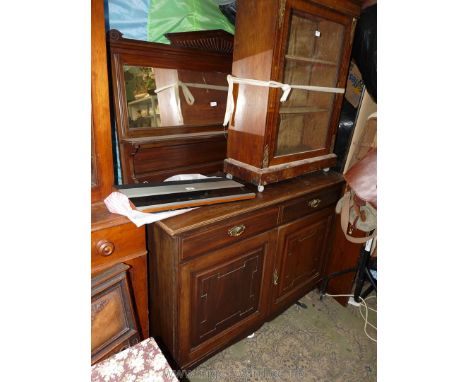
left=108, top=30, right=233, bottom=184
left=322, top=219, right=367, bottom=306
left=165, top=29, right=234, bottom=55
left=223, top=0, right=361, bottom=187
left=91, top=0, right=148, bottom=363
left=91, top=203, right=148, bottom=338
left=148, top=171, right=344, bottom=369
left=91, top=263, right=140, bottom=365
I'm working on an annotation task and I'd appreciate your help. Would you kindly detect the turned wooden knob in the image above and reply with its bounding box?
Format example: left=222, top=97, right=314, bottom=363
left=96, top=240, right=115, bottom=256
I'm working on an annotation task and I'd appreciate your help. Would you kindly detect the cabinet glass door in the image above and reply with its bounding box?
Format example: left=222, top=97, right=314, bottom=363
left=275, top=11, right=345, bottom=157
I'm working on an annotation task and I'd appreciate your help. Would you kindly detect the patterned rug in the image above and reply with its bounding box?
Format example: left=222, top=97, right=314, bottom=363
left=187, top=289, right=377, bottom=382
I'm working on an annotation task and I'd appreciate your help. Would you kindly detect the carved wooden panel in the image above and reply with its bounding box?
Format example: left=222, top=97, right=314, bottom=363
left=165, top=30, right=234, bottom=55
left=91, top=263, right=139, bottom=364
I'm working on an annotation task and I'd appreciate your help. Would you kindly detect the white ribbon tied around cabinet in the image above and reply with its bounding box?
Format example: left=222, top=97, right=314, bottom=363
left=223, top=74, right=345, bottom=126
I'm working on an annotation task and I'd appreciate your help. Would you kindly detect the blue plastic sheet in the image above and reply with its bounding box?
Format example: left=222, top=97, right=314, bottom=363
left=106, top=0, right=150, bottom=40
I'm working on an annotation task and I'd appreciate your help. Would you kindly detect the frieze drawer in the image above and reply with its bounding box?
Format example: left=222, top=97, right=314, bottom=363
left=180, top=207, right=279, bottom=261
left=280, top=185, right=342, bottom=224
left=91, top=223, right=146, bottom=270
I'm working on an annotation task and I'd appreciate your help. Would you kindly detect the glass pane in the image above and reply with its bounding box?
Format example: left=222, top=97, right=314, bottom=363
left=124, top=65, right=228, bottom=129
left=277, top=92, right=335, bottom=156
left=275, top=11, right=344, bottom=157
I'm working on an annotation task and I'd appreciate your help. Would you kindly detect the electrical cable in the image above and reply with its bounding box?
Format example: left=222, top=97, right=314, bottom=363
left=323, top=293, right=377, bottom=343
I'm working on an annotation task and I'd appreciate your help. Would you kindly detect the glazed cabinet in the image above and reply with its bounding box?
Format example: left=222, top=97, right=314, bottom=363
left=148, top=171, right=344, bottom=369
left=224, top=0, right=361, bottom=186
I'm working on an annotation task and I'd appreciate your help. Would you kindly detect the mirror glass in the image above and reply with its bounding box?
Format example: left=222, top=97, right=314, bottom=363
left=123, top=65, right=228, bottom=128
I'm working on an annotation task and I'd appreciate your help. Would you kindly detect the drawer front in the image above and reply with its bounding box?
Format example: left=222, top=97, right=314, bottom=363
left=181, top=207, right=279, bottom=261
left=280, top=185, right=342, bottom=224
left=91, top=223, right=146, bottom=269
left=126, top=136, right=226, bottom=184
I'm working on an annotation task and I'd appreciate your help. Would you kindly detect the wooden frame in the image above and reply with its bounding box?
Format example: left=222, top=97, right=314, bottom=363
left=108, top=29, right=232, bottom=140
left=91, top=0, right=114, bottom=202
left=107, top=30, right=233, bottom=184
left=91, top=1, right=149, bottom=361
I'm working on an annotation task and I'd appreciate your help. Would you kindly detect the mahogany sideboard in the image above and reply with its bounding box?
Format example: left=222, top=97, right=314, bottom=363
left=147, top=171, right=344, bottom=369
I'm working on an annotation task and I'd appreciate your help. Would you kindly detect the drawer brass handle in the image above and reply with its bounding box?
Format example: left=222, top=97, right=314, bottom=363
left=273, top=269, right=279, bottom=286
left=96, top=240, right=115, bottom=256
left=228, top=224, right=246, bottom=237
left=308, top=198, right=321, bottom=208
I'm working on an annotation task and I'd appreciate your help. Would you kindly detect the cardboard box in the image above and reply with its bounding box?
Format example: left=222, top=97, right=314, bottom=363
left=344, top=61, right=365, bottom=108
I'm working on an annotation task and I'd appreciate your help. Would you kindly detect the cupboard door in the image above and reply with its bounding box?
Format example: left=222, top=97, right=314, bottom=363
left=271, top=207, right=334, bottom=313
left=275, top=11, right=345, bottom=158
left=179, top=230, right=276, bottom=365
left=269, top=0, right=357, bottom=166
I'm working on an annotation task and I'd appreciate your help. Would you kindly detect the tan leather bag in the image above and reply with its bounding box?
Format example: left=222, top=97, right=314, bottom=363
left=345, top=148, right=376, bottom=209
left=336, top=148, right=377, bottom=245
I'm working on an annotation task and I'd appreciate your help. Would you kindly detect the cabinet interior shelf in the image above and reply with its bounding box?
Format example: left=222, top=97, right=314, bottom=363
left=279, top=106, right=328, bottom=114
left=285, top=54, right=337, bottom=66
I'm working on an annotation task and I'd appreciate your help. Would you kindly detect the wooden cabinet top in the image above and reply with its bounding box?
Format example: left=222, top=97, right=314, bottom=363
left=156, top=171, right=344, bottom=236
left=92, top=202, right=132, bottom=232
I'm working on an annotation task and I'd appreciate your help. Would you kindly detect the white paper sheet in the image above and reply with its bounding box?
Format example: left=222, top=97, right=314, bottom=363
left=104, top=174, right=213, bottom=227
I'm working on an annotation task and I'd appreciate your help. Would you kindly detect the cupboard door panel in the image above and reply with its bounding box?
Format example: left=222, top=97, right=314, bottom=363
left=192, top=253, right=261, bottom=346
left=179, top=230, right=276, bottom=364
left=271, top=207, right=334, bottom=312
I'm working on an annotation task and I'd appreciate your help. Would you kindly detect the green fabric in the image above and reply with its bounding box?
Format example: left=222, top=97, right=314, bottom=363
left=148, top=0, right=235, bottom=44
